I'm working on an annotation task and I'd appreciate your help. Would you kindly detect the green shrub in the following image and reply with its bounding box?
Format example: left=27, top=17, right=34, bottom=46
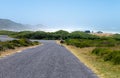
left=65, top=39, right=92, bottom=48
left=112, top=55, right=120, bottom=64
left=32, top=41, right=39, bottom=45
left=3, top=43, right=15, bottom=49
left=0, top=45, right=3, bottom=51
left=0, top=39, right=39, bottom=53
left=16, top=39, right=32, bottom=46
left=92, top=48, right=111, bottom=56
left=10, top=40, right=21, bottom=47
left=103, top=51, right=113, bottom=61
left=65, top=38, right=120, bottom=48
left=92, top=48, right=120, bottom=65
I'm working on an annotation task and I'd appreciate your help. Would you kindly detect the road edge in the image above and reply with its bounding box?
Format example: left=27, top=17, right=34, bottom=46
left=0, top=44, right=42, bottom=58
left=56, top=40, right=101, bottom=78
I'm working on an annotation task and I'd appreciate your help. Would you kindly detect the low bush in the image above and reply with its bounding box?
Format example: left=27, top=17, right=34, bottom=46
left=32, top=41, right=39, bottom=45
left=0, top=45, right=3, bottom=51
left=65, top=38, right=120, bottom=48
left=92, top=48, right=111, bottom=56
left=92, top=48, right=120, bottom=65
left=0, top=39, right=39, bottom=52
left=3, top=43, right=15, bottom=49
left=112, top=54, right=120, bottom=65
left=65, top=39, right=89, bottom=48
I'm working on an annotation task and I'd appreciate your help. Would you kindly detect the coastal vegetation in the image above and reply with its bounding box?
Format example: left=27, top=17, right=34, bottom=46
left=0, top=39, right=39, bottom=53
left=0, top=30, right=98, bottom=40
left=0, top=30, right=120, bottom=77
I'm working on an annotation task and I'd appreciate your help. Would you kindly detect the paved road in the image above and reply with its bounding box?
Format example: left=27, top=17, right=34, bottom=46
left=0, top=35, right=14, bottom=41
left=0, top=40, right=98, bottom=78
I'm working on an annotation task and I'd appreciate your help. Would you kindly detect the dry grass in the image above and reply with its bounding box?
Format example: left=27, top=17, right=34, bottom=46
left=64, top=45, right=120, bottom=78
left=56, top=41, right=120, bottom=78
left=0, top=45, right=40, bottom=58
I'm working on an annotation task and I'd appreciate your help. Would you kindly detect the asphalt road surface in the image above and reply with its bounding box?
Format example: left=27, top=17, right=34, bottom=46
left=0, top=35, right=14, bottom=41
left=0, top=40, right=98, bottom=78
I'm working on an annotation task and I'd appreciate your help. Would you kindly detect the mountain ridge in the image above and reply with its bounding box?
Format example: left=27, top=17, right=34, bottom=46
left=0, top=19, right=28, bottom=31
left=0, top=19, right=47, bottom=31
left=0, top=19, right=60, bottom=32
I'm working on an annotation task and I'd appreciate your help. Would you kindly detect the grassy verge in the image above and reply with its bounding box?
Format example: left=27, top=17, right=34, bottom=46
left=57, top=40, right=120, bottom=78
left=92, top=48, right=120, bottom=65
left=0, top=39, right=40, bottom=57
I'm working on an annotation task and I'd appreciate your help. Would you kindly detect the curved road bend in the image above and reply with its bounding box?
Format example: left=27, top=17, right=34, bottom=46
left=0, top=40, right=98, bottom=78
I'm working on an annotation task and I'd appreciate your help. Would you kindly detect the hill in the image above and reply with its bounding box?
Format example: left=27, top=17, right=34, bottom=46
left=0, top=19, right=29, bottom=31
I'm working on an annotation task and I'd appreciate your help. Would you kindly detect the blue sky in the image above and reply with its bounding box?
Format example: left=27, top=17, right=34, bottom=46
left=0, top=0, right=120, bottom=32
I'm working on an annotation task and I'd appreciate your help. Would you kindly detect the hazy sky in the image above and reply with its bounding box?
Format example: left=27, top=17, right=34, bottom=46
left=0, top=0, right=120, bottom=32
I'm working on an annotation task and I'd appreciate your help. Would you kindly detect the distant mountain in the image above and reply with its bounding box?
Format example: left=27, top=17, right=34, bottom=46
left=0, top=19, right=29, bottom=31
left=0, top=19, right=52, bottom=31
